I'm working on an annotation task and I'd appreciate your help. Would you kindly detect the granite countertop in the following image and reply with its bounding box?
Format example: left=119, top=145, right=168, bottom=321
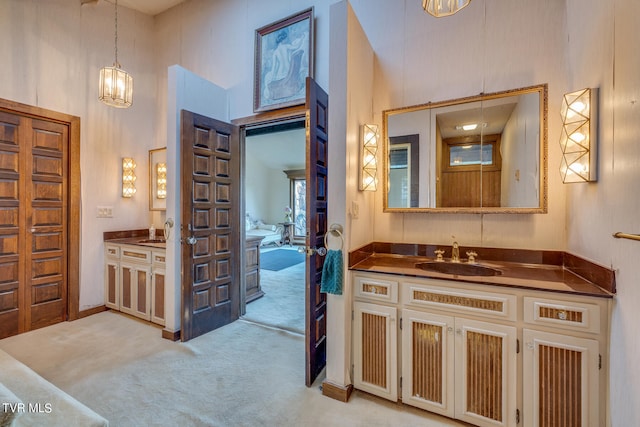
left=104, top=229, right=166, bottom=249
left=349, top=242, right=616, bottom=299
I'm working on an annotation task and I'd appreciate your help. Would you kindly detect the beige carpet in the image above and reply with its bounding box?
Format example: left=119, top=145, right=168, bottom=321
left=0, top=311, right=464, bottom=426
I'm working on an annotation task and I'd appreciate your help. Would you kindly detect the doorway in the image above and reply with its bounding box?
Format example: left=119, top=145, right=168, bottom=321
left=241, top=120, right=306, bottom=334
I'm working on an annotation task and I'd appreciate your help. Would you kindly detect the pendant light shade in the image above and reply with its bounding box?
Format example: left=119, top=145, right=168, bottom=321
left=99, top=0, right=133, bottom=108
left=422, top=0, right=471, bottom=17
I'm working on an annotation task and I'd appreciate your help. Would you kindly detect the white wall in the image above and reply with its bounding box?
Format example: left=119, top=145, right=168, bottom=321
left=0, top=0, right=157, bottom=310
left=563, top=1, right=640, bottom=425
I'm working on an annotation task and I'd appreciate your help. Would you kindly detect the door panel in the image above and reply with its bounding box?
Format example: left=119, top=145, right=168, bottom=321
left=181, top=110, right=240, bottom=341
left=305, top=77, right=329, bottom=386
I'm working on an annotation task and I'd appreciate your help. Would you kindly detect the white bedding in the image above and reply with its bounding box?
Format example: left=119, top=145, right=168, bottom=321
left=245, top=217, right=282, bottom=246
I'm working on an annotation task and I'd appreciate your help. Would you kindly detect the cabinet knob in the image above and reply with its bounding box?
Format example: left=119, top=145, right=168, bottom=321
left=557, top=311, right=567, bottom=320
left=527, top=342, right=534, bottom=350
left=447, top=326, right=453, bottom=333
left=456, top=328, right=462, bottom=335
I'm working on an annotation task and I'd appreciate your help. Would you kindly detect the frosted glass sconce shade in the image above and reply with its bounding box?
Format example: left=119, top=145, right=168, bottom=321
left=560, top=88, right=598, bottom=183
left=360, top=124, right=379, bottom=191
left=156, top=162, right=167, bottom=199
left=122, top=157, right=136, bottom=197
left=422, top=0, right=471, bottom=17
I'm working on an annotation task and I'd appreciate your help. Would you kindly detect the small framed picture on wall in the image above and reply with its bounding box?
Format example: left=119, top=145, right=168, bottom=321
left=254, top=7, right=314, bottom=113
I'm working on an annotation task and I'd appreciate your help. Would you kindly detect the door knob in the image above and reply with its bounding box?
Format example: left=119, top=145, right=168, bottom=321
left=184, top=236, right=197, bottom=246
left=299, top=246, right=327, bottom=256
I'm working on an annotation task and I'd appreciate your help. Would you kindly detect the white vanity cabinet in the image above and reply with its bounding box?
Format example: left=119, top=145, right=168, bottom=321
left=104, top=242, right=165, bottom=326
left=352, top=272, right=610, bottom=427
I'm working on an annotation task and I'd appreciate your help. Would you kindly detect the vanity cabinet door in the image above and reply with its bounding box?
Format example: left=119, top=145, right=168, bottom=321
left=522, top=329, right=599, bottom=427
left=353, top=301, right=398, bottom=401
left=402, top=309, right=455, bottom=418
left=455, top=318, right=517, bottom=427
left=119, top=262, right=151, bottom=321
left=151, top=267, right=165, bottom=326
left=104, top=260, right=119, bottom=310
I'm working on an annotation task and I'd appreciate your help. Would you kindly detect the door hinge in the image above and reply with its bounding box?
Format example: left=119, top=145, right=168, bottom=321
left=400, top=376, right=402, bottom=389
left=399, top=318, right=402, bottom=330
left=517, top=339, right=520, bottom=354
left=516, top=408, right=520, bottom=424
left=599, top=354, right=602, bottom=370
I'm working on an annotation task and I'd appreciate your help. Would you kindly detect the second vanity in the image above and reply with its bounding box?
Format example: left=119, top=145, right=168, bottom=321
left=349, top=242, right=615, bottom=427
left=104, top=230, right=166, bottom=327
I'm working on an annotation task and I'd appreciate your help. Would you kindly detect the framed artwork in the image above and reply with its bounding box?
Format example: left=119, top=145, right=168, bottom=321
left=149, top=147, right=167, bottom=211
left=254, top=7, right=314, bottom=113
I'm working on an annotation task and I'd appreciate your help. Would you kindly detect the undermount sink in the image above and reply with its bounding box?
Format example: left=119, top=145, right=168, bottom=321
left=415, top=261, right=502, bottom=277
left=137, top=239, right=166, bottom=244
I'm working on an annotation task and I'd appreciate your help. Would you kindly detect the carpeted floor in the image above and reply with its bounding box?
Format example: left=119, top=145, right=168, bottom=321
left=0, top=312, right=464, bottom=427
left=259, top=249, right=305, bottom=271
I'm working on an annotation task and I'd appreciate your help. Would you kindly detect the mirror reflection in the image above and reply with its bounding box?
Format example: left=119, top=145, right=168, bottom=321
left=383, top=84, right=547, bottom=213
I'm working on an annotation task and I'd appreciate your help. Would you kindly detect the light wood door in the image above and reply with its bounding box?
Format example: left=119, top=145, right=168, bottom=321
left=402, top=309, right=455, bottom=418
left=0, top=112, right=69, bottom=338
left=455, top=318, right=517, bottom=427
left=151, top=267, right=165, bottom=326
left=353, top=301, right=398, bottom=401
left=119, top=262, right=151, bottom=321
left=523, top=329, right=599, bottom=427
left=305, top=77, right=329, bottom=386
left=105, top=260, right=119, bottom=310
left=181, top=110, right=240, bottom=341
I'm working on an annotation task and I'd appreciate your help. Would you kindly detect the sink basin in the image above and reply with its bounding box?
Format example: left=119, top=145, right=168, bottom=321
left=137, top=239, right=166, bottom=244
left=415, top=261, right=502, bottom=277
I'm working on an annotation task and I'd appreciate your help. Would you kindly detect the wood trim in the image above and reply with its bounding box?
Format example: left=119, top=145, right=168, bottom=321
left=321, top=380, right=354, bottom=403
left=78, top=305, right=107, bottom=319
left=0, top=98, right=81, bottom=323
left=232, top=104, right=305, bottom=127
left=162, top=329, right=180, bottom=341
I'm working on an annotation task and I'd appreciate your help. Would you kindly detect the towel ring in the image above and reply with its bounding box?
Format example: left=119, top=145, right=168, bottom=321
left=324, top=224, right=344, bottom=251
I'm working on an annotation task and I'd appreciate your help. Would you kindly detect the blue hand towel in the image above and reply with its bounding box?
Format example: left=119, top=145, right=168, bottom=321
left=320, top=249, right=343, bottom=295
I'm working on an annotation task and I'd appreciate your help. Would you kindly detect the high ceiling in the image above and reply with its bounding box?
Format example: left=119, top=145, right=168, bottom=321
left=84, top=0, right=186, bottom=16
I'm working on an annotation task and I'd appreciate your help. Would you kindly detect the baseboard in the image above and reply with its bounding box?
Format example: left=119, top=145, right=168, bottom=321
left=78, top=305, right=107, bottom=319
left=162, top=329, right=180, bottom=341
left=321, top=380, right=353, bottom=403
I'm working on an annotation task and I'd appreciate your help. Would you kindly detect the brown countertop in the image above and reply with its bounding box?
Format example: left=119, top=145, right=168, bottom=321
left=349, top=243, right=615, bottom=299
left=104, top=229, right=166, bottom=249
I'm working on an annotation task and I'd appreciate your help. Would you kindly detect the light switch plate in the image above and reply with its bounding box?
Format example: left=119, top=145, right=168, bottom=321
left=97, top=206, right=113, bottom=218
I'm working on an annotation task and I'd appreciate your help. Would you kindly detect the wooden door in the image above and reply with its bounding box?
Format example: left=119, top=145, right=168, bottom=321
left=305, top=77, right=329, bottom=386
left=0, top=112, right=69, bottom=339
left=181, top=110, right=240, bottom=341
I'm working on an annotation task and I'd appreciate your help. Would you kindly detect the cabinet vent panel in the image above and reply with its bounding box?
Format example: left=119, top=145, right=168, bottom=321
left=539, top=306, right=583, bottom=323
left=414, top=290, right=503, bottom=312
left=539, top=344, right=582, bottom=427
left=412, top=322, right=443, bottom=403
left=362, top=283, right=389, bottom=296
left=362, top=312, right=387, bottom=388
left=466, top=331, right=503, bottom=422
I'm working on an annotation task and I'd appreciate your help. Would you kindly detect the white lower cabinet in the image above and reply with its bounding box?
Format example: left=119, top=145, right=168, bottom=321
left=401, top=310, right=517, bottom=427
left=120, top=261, right=151, bottom=320
left=522, top=329, right=599, bottom=427
left=352, top=272, right=609, bottom=427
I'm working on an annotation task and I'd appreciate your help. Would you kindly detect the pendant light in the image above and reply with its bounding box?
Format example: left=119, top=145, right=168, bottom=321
left=99, top=0, right=133, bottom=108
left=422, top=0, right=471, bottom=18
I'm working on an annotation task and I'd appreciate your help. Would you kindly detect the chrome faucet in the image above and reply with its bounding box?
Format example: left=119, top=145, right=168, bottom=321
left=451, top=241, right=460, bottom=263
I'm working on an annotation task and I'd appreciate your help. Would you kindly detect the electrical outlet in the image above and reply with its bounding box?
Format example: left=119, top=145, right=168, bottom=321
left=97, top=206, right=113, bottom=218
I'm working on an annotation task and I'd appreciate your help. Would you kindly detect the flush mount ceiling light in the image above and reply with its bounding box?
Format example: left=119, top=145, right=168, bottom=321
left=559, top=88, right=598, bottom=183
left=360, top=124, right=379, bottom=191
left=99, top=0, right=133, bottom=108
left=422, top=0, right=471, bottom=17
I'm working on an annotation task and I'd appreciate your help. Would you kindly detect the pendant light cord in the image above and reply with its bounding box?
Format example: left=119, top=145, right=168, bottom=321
left=114, top=0, right=119, bottom=66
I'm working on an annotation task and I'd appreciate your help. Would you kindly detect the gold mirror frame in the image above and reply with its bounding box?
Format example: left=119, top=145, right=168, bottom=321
left=382, top=84, right=548, bottom=214
left=149, top=147, right=167, bottom=211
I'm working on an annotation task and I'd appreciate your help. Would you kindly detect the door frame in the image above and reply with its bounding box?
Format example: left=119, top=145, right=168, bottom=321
left=0, top=98, right=81, bottom=322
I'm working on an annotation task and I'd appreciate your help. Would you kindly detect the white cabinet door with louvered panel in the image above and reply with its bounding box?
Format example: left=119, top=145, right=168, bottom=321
left=455, top=318, right=517, bottom=427
left=353, top=301, right=398, bottom=401
left=401, top=309, right=455, bottom=418
left=522, top=329, right=599, bottom=427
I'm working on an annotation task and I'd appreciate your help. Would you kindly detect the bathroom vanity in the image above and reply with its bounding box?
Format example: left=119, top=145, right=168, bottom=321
left=349, top=242, right=615, bottom=427
left=104, top=230, right=166, bottom=326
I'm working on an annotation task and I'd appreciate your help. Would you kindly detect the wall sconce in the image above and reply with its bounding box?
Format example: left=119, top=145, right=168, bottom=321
left=156, top=162, right=167, bottom=199
left=422, top=0, right=471, bottom=17
left=560, top=88, right=598, bottom=183
left=122, top=157, right=136, bottom=197
left=360, top=124, right=379, bottom=191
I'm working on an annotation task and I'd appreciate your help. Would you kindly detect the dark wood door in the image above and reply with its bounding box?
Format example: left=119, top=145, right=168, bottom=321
left=0, top=112, right=69, bottom=339
left=305, top=77, right=329, bottom=386
left=180, top=110, right=240, bottom=341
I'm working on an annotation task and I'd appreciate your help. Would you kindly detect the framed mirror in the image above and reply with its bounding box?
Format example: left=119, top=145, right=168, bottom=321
left=383, top=84, right=547, bottom=213
left=149, top=147, right=167, bottom=211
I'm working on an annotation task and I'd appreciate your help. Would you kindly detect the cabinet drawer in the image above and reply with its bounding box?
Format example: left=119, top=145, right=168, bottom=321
left=121, top=246, right=151, bottom=263
left=403, top=281, right=517, bottom=321
left=353, top=275, right=398, bottom=304
left=524, top=297, right=600, bottom=334
left=152, top=251, right=166, bottom=266
left=105, top=244, right=120, bottom=258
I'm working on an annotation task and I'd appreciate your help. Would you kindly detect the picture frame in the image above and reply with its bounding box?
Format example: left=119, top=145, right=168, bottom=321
left=149, top=147, right=167, bottom=211
left=254, top=8, right=314, bottom=113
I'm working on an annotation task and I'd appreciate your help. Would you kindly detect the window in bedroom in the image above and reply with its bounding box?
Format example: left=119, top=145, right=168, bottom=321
left=285, top=169, right=306, bottom=241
